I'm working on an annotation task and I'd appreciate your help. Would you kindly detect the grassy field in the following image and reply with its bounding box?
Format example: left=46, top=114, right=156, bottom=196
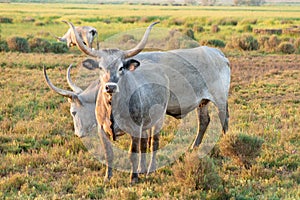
left=0, top=3, right=299, bottom=199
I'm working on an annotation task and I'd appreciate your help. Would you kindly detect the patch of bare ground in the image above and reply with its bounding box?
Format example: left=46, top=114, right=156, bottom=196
left=230, top=54, right=300, bottom=85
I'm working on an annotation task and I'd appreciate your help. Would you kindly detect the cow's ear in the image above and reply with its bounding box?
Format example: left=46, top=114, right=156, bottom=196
left=125, top=59, right=140, bottom=71
left=81, top=58, right=100, bottom=70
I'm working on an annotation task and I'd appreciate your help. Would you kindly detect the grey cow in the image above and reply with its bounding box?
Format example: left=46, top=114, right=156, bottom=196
left=43, top=64, right=99, bottom=137
left=65, top=21, right=231, bottom=183
left=95, top=58, right=169, bottom=184
left=43, top=64, right=153, bottom=180
left=54, top=23, right=98, bottom=49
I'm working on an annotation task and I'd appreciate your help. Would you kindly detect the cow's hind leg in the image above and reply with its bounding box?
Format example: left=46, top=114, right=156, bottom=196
left=219, top=102, right=229, bottom=134
left=129, top=136, right=140, bottom=184
left=147, top=119, right=163, bottom=175
left=191, top=99, right=210, bottom=149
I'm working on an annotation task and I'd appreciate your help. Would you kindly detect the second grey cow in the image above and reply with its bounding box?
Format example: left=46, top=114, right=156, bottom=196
left=55, top=23, right=98, bottom=49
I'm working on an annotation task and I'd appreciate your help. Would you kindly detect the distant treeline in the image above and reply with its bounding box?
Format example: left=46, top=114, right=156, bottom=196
left=3, top=0, right=300, bottom=5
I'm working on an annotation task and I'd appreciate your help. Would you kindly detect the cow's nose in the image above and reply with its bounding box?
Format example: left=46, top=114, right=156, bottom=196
left=105, top=83, right=118, bottom=93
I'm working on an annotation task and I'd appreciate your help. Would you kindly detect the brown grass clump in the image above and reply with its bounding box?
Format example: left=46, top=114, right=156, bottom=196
left=294, top=38, right=300, bottom=53
left=173, top=151, right=223, bottom=191
left=277, top=42, right=295, bottom=54
left=267, top=34, right=281, bottom=51
left=211, top=24, right=220, bottom=33
left=182, top=28, right=195, bottom=40
left=231, top=34, right=258, bottom=51
left=257, top=35, right=269, bottom=50
left=219, top=133, right=264, bottom=169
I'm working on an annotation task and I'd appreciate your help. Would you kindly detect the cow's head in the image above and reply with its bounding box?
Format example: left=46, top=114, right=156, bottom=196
left=43, top=64, right=99, bottom=138
left=64, top=21, right=158, bottom=93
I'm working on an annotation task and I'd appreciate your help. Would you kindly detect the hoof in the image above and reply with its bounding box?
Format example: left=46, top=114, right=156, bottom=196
left=130, top=174, right=139, bottom=185
left=104, top=175, right=111, bottom=183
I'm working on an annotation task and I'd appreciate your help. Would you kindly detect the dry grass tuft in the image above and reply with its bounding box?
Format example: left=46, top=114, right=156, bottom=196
left=219, top=133, right=264, bottom=169
left=173, top=151, right=223, bottom=191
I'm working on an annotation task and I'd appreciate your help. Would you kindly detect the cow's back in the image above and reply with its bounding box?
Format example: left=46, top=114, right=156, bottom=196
left=135, top=46, right=230, bottom=115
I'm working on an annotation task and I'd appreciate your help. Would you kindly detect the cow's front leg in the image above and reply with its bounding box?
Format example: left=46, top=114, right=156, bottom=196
left=138, top=131, right=149, bottom=174
left=130, top=136, right=140, bottom=184
left=99, top=128, right=113, bottom=181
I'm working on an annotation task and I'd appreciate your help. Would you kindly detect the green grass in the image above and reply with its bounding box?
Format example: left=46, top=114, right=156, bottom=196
left=0, top=3, right=299, bottom=199
left=0, top=3, right=300, bottom=50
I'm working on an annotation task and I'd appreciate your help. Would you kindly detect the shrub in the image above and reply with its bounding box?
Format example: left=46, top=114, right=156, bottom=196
left=268, top=35, right=281, bottom=51
left=7, top=36, right=30, bottom=52
left=242, top=24, right=253, bottom=32
left=219, top=133, right=264, bottom=168
left=0, top=17, right=13, bottom=24
left=28, top=38, right=51, bottom=53
left=193, top=25, right=204, bottom=33
left=278, top=42, right=295, bottom=54
left=200, top=39, right=225, bottom=48
left=208, top=39, right=226, bottom=48
left=232, top=34, right=258, bottom=51
left=257, top=35, right=269, bottom=50
left=173, top=152, right=223, bottom=191
left=34, top=21, right=45, bottom=26
left=0, top=40, right=9, bottom=52
left=211, top=24, right=220, bottom=33
left=239, top=18, right=257, bottom=25
left=22, top=17, right=35, bottom=23
left=50, top=42, right=68, bottom=53
left=182, top=29, right=195, bottom=40
left=169, top=18, right=185, bottom=26
left=218, top=17, right=238, bottom=26
left=122, top=17, right=139, bottom=24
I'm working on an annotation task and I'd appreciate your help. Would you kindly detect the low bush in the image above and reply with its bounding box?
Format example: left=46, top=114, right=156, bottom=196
left=200, top=39, right=226, bottom=48
left=193, top=25, right=204, bottom=33
left=267, top=35, right=281, bottom=51
left=22, top=17, right=35, bottom=23
left=239, top=18, right=257, bottom=25
left=168, top=18, right=185, bottom=26
left=49, top=42, right=68, bottom=54
left=219, top=133, right=264, bottom=168
left=211, top=24, right=220, bottom=33
left=182, top=29, right=195, bottom=40
left=232, top=34, right=258, bottom=51
left=7, top=36, right=30, bottom=53
left=277, top=42, right=295, bottom=54
left=34, top=21, right=45, bottom=26
left=242, top=24, right=253, bottom=32
left=173, top=152, right=223, bottom=191
left=218, top=17, right=238, bottom=26
left=28, top=38, right=51, bottom=53
left=121, top=17, right=139, bottom=24
left=0, top=17, right=13, bottom=24
left=257, top=35, right=269, bottom=50
left=0, top=40, right=9, bottom=52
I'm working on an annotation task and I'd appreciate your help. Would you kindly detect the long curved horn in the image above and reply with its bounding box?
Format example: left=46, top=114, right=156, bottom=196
left=124, top=21, right=159, bottom=58
left=50, top=32, right=66, bottom=42
left=43, top=66, right=76, bottom=99
left=67, top=64, right=83, bottom=94
left=63, top=20, right=99, bottom=58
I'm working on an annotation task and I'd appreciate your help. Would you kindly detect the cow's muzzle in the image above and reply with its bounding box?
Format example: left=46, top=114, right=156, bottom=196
left=105, top=83, right=119, bottom=93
